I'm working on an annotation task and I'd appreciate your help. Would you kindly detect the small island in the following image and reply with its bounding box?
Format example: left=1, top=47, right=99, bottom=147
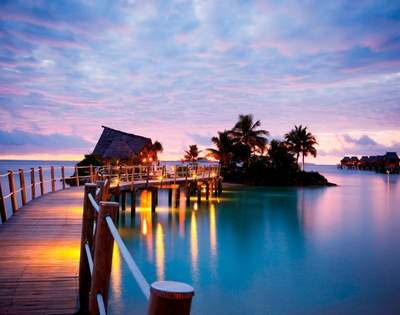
left=203, top=114, right=335, bottom=186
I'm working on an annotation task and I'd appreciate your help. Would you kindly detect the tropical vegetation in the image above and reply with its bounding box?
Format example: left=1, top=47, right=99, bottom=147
left=205, top=114, right=332, bottom=186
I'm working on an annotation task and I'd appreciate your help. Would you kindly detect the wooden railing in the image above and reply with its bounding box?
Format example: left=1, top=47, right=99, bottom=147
left=78, top=181, right=196, bottom=315
left=0, top=163, right=221, bottom=223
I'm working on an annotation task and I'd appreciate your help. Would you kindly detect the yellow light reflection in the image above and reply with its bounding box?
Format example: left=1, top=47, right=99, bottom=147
left=178, top=198, right=186, bottom=237
left=111, top=244, right=122, bottom=304
left=190, top=211, right=199, bottom=281
left=141, top=218, right=148, bottom=235
left=155, top=223, right=165, bottom=280
left=193, top=202, right=198, bottom=211
left=210, top=204, right=217, bottom=258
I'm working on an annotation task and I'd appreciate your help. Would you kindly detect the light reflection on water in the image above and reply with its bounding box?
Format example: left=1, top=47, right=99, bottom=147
left=109, top=166, right=400, bottom=315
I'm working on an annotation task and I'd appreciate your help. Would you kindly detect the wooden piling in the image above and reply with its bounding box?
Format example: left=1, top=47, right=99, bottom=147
left=197, top=184, right=201, bottom=203
left=39, top=167, right=44, bottom=196
left=121, top=191, right=126, bottom=211
left=77, top=183, right=97, bottom=314
left=151, top=188, right=157, bottom=212
left=30, top=168, right=35, bottom=199
left=61, top=166, right=66, bottom=190
left=175, top=186, right=180, bottom=208
left=168, top=188, right=173, bottom=206
left=0, top=181, right=7, bottom=222
left=147, top=281, right=194, bottom=315
left=19, top=169, right=27, bottom=206
left=75, top=166, right=80, bottom=187
left=130, top=189, right=136, bottom=215
left=89, top=201, right=118, bottom=314
left=205, top=183, right=210, bottom=201
left=50, top=166, right=56, bottom=192
left=8, top=170, right=17, bottom=213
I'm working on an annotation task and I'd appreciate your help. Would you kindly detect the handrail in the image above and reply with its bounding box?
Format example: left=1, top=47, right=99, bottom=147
left=105, top=215, right=151, bottom=300
left=96, top=294, right=107, bottom=315
left=88, top=193, right=100, bottom=213
left=84, top=243, right=94, bottom=275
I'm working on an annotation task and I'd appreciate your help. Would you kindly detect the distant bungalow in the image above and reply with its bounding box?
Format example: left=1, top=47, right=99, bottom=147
left=338, top=152, right=400, bottom=173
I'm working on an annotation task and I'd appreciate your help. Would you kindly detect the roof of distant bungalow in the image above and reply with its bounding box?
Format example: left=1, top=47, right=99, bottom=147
left=384, top=152, right=400, bottom=161
left=92, top=126, right=152, bottom=160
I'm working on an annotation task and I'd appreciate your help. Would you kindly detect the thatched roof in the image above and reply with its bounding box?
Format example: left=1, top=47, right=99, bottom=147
left=92, top=126, right=152, bottom=160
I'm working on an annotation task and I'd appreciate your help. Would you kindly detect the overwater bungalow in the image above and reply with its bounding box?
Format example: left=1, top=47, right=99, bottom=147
left=338, top=152, right=400, bottom=173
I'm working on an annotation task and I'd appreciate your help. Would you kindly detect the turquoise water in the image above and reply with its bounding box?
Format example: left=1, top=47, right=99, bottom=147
left=108, top=166, right=400, bottom=315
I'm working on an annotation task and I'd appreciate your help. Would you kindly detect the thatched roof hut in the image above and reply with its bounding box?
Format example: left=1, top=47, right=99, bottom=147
left=92, top=126, right=152, bottom=162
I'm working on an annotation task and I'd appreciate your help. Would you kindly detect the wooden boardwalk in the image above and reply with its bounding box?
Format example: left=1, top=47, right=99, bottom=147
left=0, top=187, right=84, bottom=315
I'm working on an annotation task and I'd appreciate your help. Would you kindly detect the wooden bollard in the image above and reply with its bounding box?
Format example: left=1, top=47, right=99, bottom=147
left=78, top=183, right=97, bottom=314
left=0, top=181, right=7, bottom=222
left=75, top=166, right=80, bottom=187
left=39, top=166, right=44, bottom=196
left=30, top=168, right=36, bottom=199
left=19, top=169, right=27, bottom=206
left=61, top=166, right=66, bottom=189
left=89, top=201, right=118, bottom=314
left=50, top=166, right=56, bottom=192
left=8, top=170, right=17, bottom=213
left=147, top=281, right=194, bottom=315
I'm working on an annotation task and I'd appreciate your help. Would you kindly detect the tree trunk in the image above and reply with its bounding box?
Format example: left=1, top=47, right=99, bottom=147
left=302, top=153, right=305, bottom=171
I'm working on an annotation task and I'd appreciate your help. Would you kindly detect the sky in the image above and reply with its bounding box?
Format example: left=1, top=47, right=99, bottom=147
left=0, top=0, right=400, bottom=164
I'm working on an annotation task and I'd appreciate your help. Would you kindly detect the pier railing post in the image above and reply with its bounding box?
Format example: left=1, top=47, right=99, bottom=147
left=39, top=166, right=45, bottom=196
left=89, top=165, right=94, bottom=183
left=50, top=166, right=56, bottom=192
left=75, top=166, right=80, bottom=187
left=147, top=281, right=194, bottom=315
left=89, top=201, right=118, bottom=315
left=0, top=181, right=7, bottom=222
left=8, top=170, right=18, bottom=214
left=61, top=166, right=66, bottom=190
left=30, top=168, right=36, bottom=199
left=19, top=169, right=27, bottom=206
left=78, top=183, right=97, bottom=314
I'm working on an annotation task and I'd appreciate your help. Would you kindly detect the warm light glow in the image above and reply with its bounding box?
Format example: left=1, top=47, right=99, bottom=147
left=155, top=223, right=165, bottom=280
left=114, top=178, right=120, bottom=185
left=159, top=176, right=163, bottom=181
left=211, top=172, right=216, bottom=177
left=149, top=157, right=153, bottom=162
left=190, top=211, right=199, bottom=280
left=192, top=174, right=197, bottom=179
left=111, top=244, right=122, bottom=304
left=210, top=204, right=217, bottom=258
left=193, top=202, right=198, bottom=211
left=142, top=158, right=147, bottom=163
left=141, top=218, right=148, bottom=235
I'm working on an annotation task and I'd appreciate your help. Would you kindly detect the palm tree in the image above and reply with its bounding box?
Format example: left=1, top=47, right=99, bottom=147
left=230, top=114, right=269, bottom=155
left=285, top=125, right=317, bottom=170
left=140, top=140, right=163, bottom=164
left=206, top=131, right=234, bottom=166
left=183, top=145, right=201, bottom=164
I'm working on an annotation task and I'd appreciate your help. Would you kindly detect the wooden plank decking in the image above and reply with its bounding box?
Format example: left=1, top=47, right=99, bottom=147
left=0, top=187, right=84, bottom=315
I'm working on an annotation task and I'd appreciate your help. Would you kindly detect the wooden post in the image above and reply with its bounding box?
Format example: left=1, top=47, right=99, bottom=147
left=8, top=170, right=17, bottom=213
left=168, top=188, right=173, bottom=206
left=147, top=281, right=194, bottom=315
left=78, top=183, right=97, bottom=314
left=90, top=165, right=94, bottom=183
left=89, top=201, right=118, bottom=314
left=0, top=181, right=7, bottom=222
left=197, top=184, right=201, bottom=203
left=151, top=188, right=157, bottom=213
left=121, top=191, right=126, bottom=211
left=125, top=167, right=128, bottom=182
left=185, top=166, right=188, bottom=186
left=39, top=167, right=44, bottom=196
left=175, top=186, right=180, bottom=208
left=19, top=169, right=27, bottom=206
left=61, top=166, right=66, bottom=190
left=130, top=189, right=136, bottom=215
left=75, top=166, right=80, bottom=187
left=217, top=177, right=222, bottom=196
left=30, top=168, right=36, bottom=199
left=146, top=166, right=150, bottom=187
left=205, top=183, right=210, bottom=201
left=50, top=166, right=56, bottom=192
left=130, top=168, right=135, bottom=191
left=186, top=185, right=191, bottom=206
left=173, top=166, right=177, bottom=184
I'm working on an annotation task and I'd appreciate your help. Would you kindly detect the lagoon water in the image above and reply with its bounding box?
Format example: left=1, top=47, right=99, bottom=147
left=1, top=161, right=399, bottom=314
left=108, top=165, right=400, bottom=315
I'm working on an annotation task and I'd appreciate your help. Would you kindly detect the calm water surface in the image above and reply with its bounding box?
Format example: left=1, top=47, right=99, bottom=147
left=109, top=165, right=400, bottom=315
